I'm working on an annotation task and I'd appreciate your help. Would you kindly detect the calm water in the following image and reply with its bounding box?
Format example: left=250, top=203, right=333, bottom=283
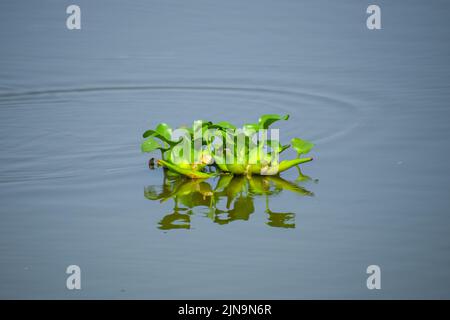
left=0, top=0, right=450, bottom=299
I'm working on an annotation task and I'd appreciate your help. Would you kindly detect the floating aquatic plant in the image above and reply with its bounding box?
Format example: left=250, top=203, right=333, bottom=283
left=141, top=114, right=314, bottom=179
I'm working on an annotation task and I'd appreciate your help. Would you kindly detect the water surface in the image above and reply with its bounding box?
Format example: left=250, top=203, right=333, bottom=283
left=0, top=0, right=450, bottom=298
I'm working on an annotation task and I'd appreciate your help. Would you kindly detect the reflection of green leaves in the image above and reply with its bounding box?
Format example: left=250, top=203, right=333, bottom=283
left=158, top=212, right=191, bottom=230
left=291, top=138, right=314, bottom=156
left=295, top=166, right=317, bottom=183
left=248, top=176, right=271, bottom=195
left=214, top=175, right=234, bottom=192
left=269, top=176, right=314, bottom=197
left=155, top=123, right=172, bottom=141
left=227, top=196, right=254, bottom=221
left=266, top=211, right=295, bottom=229
left=144, top=186, right=162, bottom=200
left=145, top=174, right=315, bottom=230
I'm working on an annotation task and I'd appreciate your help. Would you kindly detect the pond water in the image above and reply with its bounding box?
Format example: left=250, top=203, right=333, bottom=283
left=0, top=0, right=449, bottom=298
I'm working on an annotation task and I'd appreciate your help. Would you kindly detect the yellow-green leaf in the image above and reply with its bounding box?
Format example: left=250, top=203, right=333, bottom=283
left=291, top=138, right=314, bottom=155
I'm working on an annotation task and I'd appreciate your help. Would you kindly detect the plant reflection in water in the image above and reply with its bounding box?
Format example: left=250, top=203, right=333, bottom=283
left=144, top=169, right=316, bottom=230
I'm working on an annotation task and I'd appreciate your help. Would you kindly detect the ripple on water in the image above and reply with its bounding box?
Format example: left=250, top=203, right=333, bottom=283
left=0, top=84, right=363, bottom=184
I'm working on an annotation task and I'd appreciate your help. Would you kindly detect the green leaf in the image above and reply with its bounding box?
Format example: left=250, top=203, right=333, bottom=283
left=155, top=123, right=172, bottom=141
left=142, top=129, right=155, bottom=138
left=158, top=159, right=214, bottom=179
left=210, top=121, right=236, bottom=131
left=278, top=158, right=313, bottom=173
left=268, top=140, right=290, bottom=154
left=268, top=176, right=314, bottom=196
left=280, top=144, right=291, bottom=153
left=140, top=115, right=315, bottom=178
left=143, top=123, right=172, bottom=139
left=243, top=123, right=259, bottom=136
left=291, top=138, right=314, bottom=155
left=258, top=114, right=289, bottom=129
left=141, top=136, right=165, bottom=153
left=192, top=120, right=213, bottom=138
left=142, top=129, right=182, bottom=147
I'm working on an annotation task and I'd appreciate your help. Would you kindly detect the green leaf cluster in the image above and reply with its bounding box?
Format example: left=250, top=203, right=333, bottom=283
left=141, top=114, right=314, bottom=179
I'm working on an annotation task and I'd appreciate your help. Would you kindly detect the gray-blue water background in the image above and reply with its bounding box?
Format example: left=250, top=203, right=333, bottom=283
left=0, top=0, right=449, bottom=298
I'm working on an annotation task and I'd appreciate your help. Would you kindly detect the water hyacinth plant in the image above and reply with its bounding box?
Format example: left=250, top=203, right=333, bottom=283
left=141, top=114, right=314, bottom=179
